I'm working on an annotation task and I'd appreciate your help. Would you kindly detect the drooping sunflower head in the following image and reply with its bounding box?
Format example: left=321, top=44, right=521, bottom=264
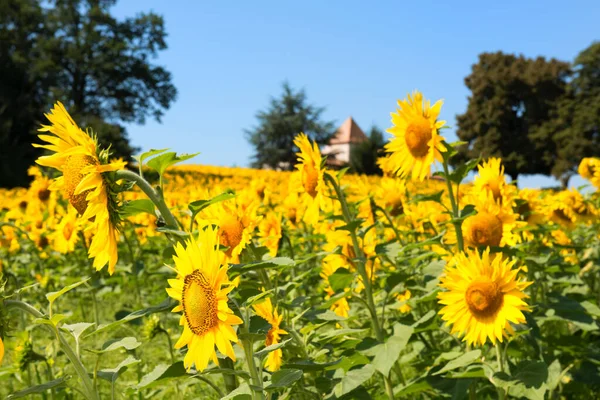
left=252, top=297, right=288, bottom=371
left=578, top=158, right=600, bottom=180
left=457, top=191, right=523, bottom=249
left=473, top=158, right=515, bottom=204
left=294, top=133, right=324, bottom=197
left=34, top=102, right=126, bottom=274
left=437, top=248, right=531, bottom=346
left=384, top=91, right=447, bottom=181
left=166, top=226, right=243, bottom=372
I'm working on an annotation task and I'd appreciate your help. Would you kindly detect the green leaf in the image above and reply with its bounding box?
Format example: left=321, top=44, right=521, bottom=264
left=265, top=369, right=303, bottom=391
left=282, top=359, right=342, bottom=372
left=229, top=257, right=295, bottom=273
left=255, top=338, right=291, bottom=359
left=243, top=289, right=273, bottom=307
left=221, top=382, right=252, bottom=400
left=86, top=298, right=173, bottom=338
left=90, top=337, right=141, bottom=354
left=447, top=158, right=480, bottom=184
left=410, top=190, right=444, bottom=204
left=433, top=350, right=481, bottom=375
left=147, top=151, right=199, bottom=177
left=46, top=278, right=90, bottom=311
left=370, top=323, right=414, bottom=376
left=120, top=199, right=156, bottom=217
left=7, top=376, right=70, bottom=399
left=61, top=322, right=94, bottom=341
left=546, top=359, right=562, bottom=392
left=319, top=328, right=368, bottom=340
left=395, top=378, right=432, bottom=396
left=97, top=356, right=140, bottom=382
left=334, top=220, right=363, bottom=232
left=188, top=190, right=236, bottom=214
left=333, top=364, right=375, bottom=397
left=328, top=268, right=353, bottom=292
left=513, top=361, right=548, bottom=388
left=137, top=362, right=188, bottom=389
left=133, top=148, right=169, bottom=169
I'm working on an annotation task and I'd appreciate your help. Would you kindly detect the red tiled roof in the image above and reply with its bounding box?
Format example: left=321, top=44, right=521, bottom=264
left=330, top=117, right=368, bottom=144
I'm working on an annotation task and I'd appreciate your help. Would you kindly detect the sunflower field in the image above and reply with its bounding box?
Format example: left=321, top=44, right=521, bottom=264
left=1, top=93, right=600, bottom=400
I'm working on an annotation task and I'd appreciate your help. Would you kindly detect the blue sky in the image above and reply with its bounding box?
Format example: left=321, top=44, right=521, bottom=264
left=112, top=1, right=599, bottom=189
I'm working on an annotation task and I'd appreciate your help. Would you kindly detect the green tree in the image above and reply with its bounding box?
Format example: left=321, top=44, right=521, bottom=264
left=246, top=82, right=336, bottom=170
left=350, top=126, right=385, bottom=175
left=535, top=42, right=600, bottom=187
left=0, top=0, right=176, bottom=187
left=454, top=52, right=570, bottom=181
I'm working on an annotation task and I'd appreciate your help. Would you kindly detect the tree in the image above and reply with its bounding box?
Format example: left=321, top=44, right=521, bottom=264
left=535, top=42, right=600, bottom=187
left=246, top=82, right=336, bottom=170
left=453, top=52, right=570, bottom=181
left=0, top=0, right=177, bottom=187
left=350, top=126, right=385, bottom=175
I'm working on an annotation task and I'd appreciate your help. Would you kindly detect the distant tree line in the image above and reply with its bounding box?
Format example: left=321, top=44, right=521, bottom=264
left=454, top=42, right=600, bottom=187
left=0, top=0, right=176, bottom=187
left=247, top=43, right=600, bottom=184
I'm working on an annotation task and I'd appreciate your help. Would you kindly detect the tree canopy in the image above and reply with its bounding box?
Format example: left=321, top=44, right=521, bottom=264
left=534, top=42, right=600, bottom=186
left=0, top=0, right=176, bottom=187
left=453, top=52, right=570, bottom=182
left=246, top=82, right=336, bottom=170
left=350, top=126, right=385, bottom=176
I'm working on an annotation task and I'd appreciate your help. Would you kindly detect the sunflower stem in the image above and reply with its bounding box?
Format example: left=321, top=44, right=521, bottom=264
left=495, top=343, right=506, bottom=400
left=324, top=173, right=395, bottom=399
left=5, top=300, right=99, bottom=400
left=218, top=357, right=238, bottom=393
left=241, top=337, right=264, bottom=400
left=442, top=157, right=465, bottom=252
left=114, top=169, right=180, bottom=232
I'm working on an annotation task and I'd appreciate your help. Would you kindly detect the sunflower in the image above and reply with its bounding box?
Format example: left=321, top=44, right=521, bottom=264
left=166, top=226, right=243, bottom=371
left=397, top=290, right=412, bottom=313
left=384, top=91, right=446, bottom=181
left=456, top=191, right=524, bottom=249
left=197, top=188, right=261, bottom=262
left=293, top=133, right=326, bottom=226
left=34, top=102, right=125, bottom=274
left=258, top=212, right=282, bottom=257
left=253, top=297, right=288, bottom=372
left=472, top=158, right=516, bottom=204
left=437, top=248, right=531, bottom=346
left=51, top=208, right=79, bottom=254
left=578, top=157, right=600, bottom=188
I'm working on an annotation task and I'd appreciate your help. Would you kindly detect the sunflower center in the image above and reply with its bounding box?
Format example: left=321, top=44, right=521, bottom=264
left=405, top=117, right=432, bottom=158
left=63, top=221, right=75, bottom=240
left=465, top=281, right=503, bottom=317
left=465, top=212, right=503, bottom=247
left=386, top=194, right=404, bottom=216
left=182, top=270, right=218, bottom=335
left=63, top=154, right=98, bottom=215
left=552, top=208, right=571, bottom=224
left=219, top=216, right=244, bottom=255
left=38, top=188, right=51, bottom=202
left=302, top=162, right=319, bottom=198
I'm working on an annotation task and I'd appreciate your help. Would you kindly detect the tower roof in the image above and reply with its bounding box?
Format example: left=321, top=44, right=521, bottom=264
left=329, top=117, right=368, bottom=145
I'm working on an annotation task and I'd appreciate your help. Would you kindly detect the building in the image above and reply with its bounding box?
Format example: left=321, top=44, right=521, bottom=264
left=322, top=117, right=368, bottom=168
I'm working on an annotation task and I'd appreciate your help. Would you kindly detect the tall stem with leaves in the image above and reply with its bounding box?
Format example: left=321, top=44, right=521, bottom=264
left=324, top=173, right=395, bottom=399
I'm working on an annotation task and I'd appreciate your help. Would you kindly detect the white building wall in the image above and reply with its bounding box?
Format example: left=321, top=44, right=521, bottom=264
left=322, top=143, right=350, bottom=163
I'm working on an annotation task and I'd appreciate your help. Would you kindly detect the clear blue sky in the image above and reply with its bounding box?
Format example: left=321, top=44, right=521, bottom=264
left=112, top=1, right=599, bottom=189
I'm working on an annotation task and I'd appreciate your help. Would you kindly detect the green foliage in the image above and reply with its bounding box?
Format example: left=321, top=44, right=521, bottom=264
left=454, top=51, right=570, bottom=181
left=535, top=42, right=600, bottom=186
left=350, top=125, right=386, bottom=175
left=245, top=82, right=337, bottom=170
left=0, top=0, right=176, bottom=187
